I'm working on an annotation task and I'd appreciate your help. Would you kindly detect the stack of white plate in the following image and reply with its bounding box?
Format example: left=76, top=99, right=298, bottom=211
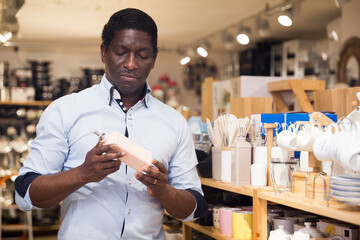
left=329, top=174, right=360, bottom=206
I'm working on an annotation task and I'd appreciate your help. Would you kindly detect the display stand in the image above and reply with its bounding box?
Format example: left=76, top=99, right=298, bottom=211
left=268, top=79, right=325, bottom=113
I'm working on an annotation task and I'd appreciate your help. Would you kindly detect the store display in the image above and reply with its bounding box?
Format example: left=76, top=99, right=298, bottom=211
left=231, top=134, right=251, bottom=185
left=268, top=225, right=291, bottom=240
left=330, top=175, right=360, bottom=206
left=251, top=163, right=267, bottom=187
left=219, top=207, right=241, bottom=236
left=220, top=147, right=231, bottom=183
left=317, top=219, right=359, bottom=240
left=298, top=222, right=323, bottom=238
left=211, top=146, right=221, bottom=181
left=270, top=157, right=298, bottom=193
left=232, top=210, right=252, bottom=240
left=273, top=216, right=299, bottom=234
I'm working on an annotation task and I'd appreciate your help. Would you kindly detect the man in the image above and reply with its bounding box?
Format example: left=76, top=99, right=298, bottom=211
left=15, top=8, right=207, bottom=240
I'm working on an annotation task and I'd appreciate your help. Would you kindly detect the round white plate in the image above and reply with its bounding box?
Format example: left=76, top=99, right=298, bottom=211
left=188, top=116, right=203, bottom=134
left=330, top=176, right=360, bottom=187
left=330, top=183, right=360, bottom=192
left=330, top=189, right=360, bottom=198
left=339, top=174, right=360, bottom=180
left=331, top=193, right=360, bottom=205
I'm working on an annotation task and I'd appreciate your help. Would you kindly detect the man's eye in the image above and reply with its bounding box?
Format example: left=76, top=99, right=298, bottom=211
left=116, top=51, right=126, bottom=56
left=138, top=54, right=149, bottom=59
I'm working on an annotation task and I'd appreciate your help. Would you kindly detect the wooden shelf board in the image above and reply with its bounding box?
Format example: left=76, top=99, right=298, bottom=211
left=0, top=101, right=52, bottom=106
left=257, top=191, right=360, bottom=226
left=184, top=222, right=235, bottom=240
left=2, top=223, right=29, bottom=231
left=200, top=178, right=253, bottom=197
left=32, top=224, right=60, bottom=231
left=268, top=79, right=325, bottom=92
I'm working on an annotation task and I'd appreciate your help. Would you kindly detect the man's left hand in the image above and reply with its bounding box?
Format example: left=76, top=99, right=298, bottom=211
left=135, top=159, right=168, bottom=197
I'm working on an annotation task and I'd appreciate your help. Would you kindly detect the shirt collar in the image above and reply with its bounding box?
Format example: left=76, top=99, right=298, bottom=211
left=100, top=75, right=151, bottom=108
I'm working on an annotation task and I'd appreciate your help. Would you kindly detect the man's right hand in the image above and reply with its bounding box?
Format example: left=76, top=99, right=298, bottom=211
left=79, top=141, right=124, bottom=183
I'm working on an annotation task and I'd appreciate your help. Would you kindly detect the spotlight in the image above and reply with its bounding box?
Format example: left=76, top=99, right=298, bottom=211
left=180, top=56, right=191, bottom=65
left=196, top=41, right=211, bottom=57
left=236, top=27, right=251, bottom=45
left=331, top=30, right=339, bottom=41
left=0, top=31, right=13, bottom=44
left=278, top=10, right=292, bottom=27
left=177, top=47, right=191, bottom=65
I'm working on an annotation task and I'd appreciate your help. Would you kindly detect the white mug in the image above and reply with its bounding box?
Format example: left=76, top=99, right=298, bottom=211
left=296, top=119, right=323, bottom=151
left=277, top=124, right=299, bottom=150
left=313, top=124, right=338, bottom=162
left=330, top=123, right=360, bottom=171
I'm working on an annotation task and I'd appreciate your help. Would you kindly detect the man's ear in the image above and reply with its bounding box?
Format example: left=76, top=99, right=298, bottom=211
left=100, top=44, right=106, bottom=63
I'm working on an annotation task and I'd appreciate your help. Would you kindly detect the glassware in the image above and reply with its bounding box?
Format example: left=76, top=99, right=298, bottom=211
left=270, top=157, right=298, bottom=193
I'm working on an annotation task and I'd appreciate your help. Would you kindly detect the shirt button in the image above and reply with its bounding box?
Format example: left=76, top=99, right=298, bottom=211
left=128, top=179, right=132, bottom=185
left=128, top=209, right=131, bottom=214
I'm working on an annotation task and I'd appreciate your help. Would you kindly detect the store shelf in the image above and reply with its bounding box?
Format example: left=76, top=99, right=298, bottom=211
left=257, top=191, right=360, bottom=226
left=1, top=223, right=29, bottom=231
left=0, top=100, right=52, bottom=106
left=200, top=178, right=254, bottom=197
left=183, top=222, right=234, bottom=240
left=32, top=224, right=60, bottom=231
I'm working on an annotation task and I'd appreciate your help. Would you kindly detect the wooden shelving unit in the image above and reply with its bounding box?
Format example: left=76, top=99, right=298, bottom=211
left=183, top=222, right=234, bottom=240
left=181, top=178, right=360, bottom=240
left=0, top=100, right=52, bottom=106
left=268, top=79, right=325, bottom=113
left=257, top=191, right=360, bottom=226
left=200, top=178, right=254, bottom=197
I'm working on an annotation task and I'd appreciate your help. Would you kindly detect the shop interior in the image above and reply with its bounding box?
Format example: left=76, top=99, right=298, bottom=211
left=0, top=0, right=360, bottom=239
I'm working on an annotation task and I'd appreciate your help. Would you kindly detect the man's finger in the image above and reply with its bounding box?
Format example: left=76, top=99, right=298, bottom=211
left=151, top=159, right=167, bottom=173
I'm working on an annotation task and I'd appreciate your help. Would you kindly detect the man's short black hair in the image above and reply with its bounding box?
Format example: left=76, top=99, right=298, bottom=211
left=101, top=8, right=158, bottom=58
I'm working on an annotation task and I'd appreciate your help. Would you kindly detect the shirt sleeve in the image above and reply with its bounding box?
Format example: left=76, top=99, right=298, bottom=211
left=15, top=100, right=70, bottom=210
left=167, top=115, right=208, bottom=220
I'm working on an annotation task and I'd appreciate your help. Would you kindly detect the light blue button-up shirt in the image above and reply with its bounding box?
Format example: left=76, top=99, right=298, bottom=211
left=15, top=75, right=203, bottom=240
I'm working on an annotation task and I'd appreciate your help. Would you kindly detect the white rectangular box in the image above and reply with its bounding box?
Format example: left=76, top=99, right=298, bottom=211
left=10, top=87, right=35, bottom=101
left=317, top=219, right=359, bottom=240
left=230, top=76, right=286, bottom=99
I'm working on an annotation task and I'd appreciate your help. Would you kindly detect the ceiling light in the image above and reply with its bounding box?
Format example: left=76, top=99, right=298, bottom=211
left=180, top=56, right=191, bottom=65
left=278, top=14, right=292, bottom=27
left=196, top=41, right=211, bottom=58
left=331, top=30, right=339, bottom=41
left=177, top=47, right=191, bottom=65
left=0, top=31, right=13, bottom=43
left=236, top=27, right=251, bottom=45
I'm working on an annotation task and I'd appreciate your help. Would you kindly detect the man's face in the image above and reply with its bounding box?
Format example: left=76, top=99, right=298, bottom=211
left=101, top=29, right=156, bottom=96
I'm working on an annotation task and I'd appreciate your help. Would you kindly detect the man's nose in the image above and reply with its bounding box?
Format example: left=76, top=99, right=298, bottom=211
left=124, top=53, right=138, bottom=70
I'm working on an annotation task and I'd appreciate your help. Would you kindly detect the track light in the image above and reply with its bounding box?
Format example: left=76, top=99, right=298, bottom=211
left=221, top=30, right=234, bottom=50
left=180, top=56, right=191, bottom=65
left=236, top=26, right=251, bottom=45
left=257, top=15, right=270, bottom=37
left=0, top=31, right=12, bottom=44
left=196, top=41, right=211, bottom=58
left=177, top=48, right=191, bottom=65
left=278, top=13, right=292, bottom=27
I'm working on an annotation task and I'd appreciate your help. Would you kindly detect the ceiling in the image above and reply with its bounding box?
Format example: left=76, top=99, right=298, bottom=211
left=7, top=0, right=342, bottom=52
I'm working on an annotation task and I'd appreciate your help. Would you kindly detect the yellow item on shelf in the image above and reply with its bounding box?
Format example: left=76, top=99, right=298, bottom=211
left=232, top=210, right=253, bottom=240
